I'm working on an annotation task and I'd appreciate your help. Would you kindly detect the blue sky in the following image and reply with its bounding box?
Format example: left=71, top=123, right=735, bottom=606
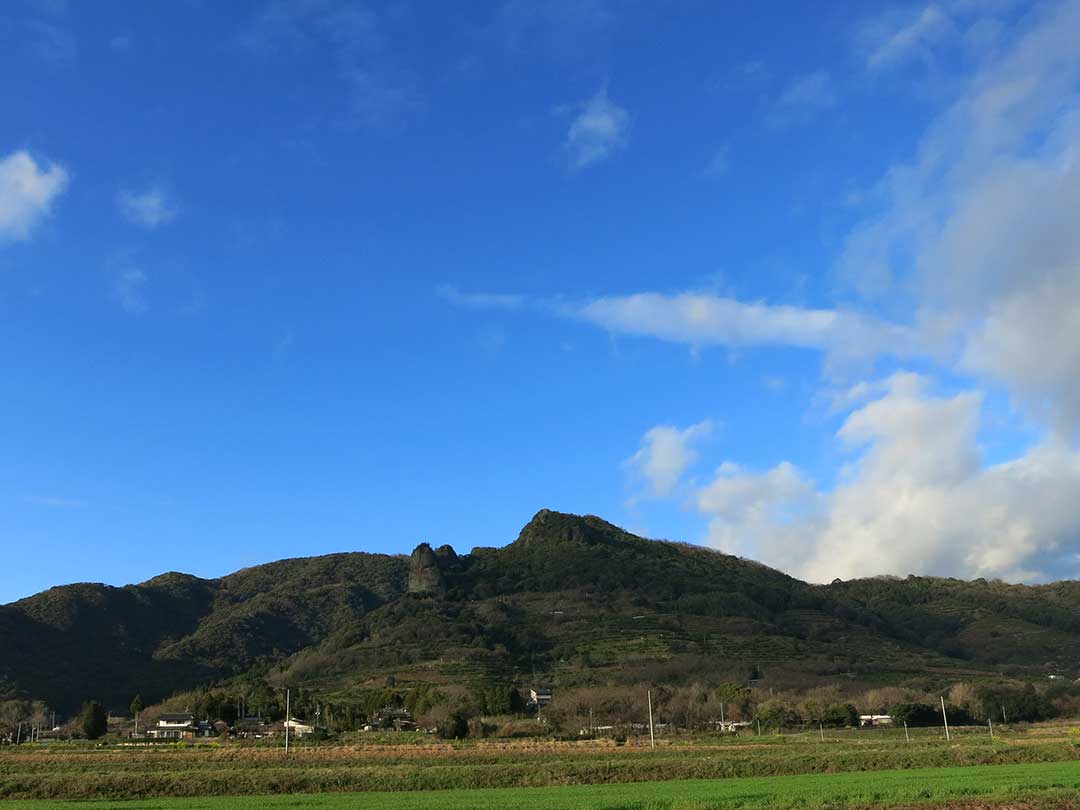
left=4, top=0, right=1080, bottom=603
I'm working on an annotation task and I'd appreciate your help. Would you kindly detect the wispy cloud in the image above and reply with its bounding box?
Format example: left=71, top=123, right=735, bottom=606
left=559, top=87, right=630, bottom=170
left=436, top=284, right=525, bottom=310
left=273, top=324, right=296, bottom=354
left=490, top=0, right=615, bottom=55
left=0, top=150, right=68, bottom=242
left=573, top=291, right=913, bottom=364
left=863, top=5, right=954, bottom=71
left=109, top=265, right=148, bottom=315
left=701, top=146, right=730, bottom=179
left=436, top=285, right=915, bottom=368
left=117, top=187, right=177, bottom=228
left=23, top=495, right=88, bottom=509
left=237, top=0, right=417, bottom=129
left=766, top=70, right=837, bottom=129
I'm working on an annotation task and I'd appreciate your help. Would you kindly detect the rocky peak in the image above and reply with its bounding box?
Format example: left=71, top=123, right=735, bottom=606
left=513, top=508, right=630, bottom=547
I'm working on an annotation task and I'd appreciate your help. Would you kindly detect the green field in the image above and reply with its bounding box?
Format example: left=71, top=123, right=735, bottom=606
left=4, top=723, right=1080, bottom=808
left=7, top=761, right=1080, bottom=810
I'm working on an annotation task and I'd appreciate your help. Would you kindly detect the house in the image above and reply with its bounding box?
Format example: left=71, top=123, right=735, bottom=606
left=369, top=705, right=415, bottom=730
left=859, top=714, right=894, bottom=727
left=283, top=718, right=314, bottom=737
left=710, top=720, right=752, bottom=733
left=147, top=713, right=196, bottom=740
left=234, top=717, right=269, bottom=738
left=528, top=688, right=553, bottom=709
left=195, top=721, right=220, bottom=738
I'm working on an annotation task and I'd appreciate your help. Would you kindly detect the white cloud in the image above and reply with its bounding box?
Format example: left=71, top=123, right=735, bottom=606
left=435, top=284, right=525, bottom=310
left=561, top=87, right=630, bottom=169
left=694, top=373, right=1080, bottom=583
left=626, top=420, right=713, bottom=498
left=864, top=5, right=955, bottom=71
left=117, top=187, right=177, bottom=228
left=0, top=150, right=68, bottom=242
left=574, top=291, right=913, bottom=365
left=840, top=0, right=1080, bottom=432
left=697, top=460, right=819, bottom=562
left=766, top=70, right=836, bottom=128
left=110, top=266, right=148, bottom=315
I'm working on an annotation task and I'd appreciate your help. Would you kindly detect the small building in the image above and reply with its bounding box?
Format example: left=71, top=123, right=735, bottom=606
left=711, top=720, right=752, bottom=733
left=370, top=705, right=415, bottom=730
left=528, top=688, right=553, bottom=709
left=283, top=718, right=315, bottom=737
left=148, top=713, right=196, bottom=740
left=195, top=721, right=220, bottom=738
left=859, top=714, right=894, bottom=727
left=234, top=716, right=269, bottom=738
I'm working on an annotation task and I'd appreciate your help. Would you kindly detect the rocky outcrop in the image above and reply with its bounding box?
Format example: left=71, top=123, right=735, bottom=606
left=407, top=543, right=445, bottom=595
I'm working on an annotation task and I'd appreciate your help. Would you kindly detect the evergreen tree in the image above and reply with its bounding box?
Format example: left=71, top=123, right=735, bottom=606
left=80, top=701, right=107, bottom=740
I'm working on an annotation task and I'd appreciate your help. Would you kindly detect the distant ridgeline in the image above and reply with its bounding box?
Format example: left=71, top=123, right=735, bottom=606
left=2, top=509, right=1079, bottom=714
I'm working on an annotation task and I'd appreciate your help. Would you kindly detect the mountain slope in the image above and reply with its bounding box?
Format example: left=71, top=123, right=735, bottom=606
left=2, top=509, right=1078, bottom=714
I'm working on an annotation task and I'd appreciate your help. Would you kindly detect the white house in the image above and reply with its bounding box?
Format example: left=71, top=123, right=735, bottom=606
left=283, top=718, right=314, bottom=737
left=147, top=713, right=196, bottom=740
left=859, top=714, right=894, bottom=727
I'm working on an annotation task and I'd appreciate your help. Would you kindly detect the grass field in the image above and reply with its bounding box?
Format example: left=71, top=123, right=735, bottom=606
left=2, top=723, right=1079, bottom=807
left=6, top=761, right=1080, bottom=810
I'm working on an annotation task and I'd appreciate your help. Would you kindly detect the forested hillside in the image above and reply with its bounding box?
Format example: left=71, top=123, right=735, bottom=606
left=2, top=509, right=1078, bottom=714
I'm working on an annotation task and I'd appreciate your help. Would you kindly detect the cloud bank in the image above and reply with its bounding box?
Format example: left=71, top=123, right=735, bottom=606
left=688, top=374, right=1080, bottom=584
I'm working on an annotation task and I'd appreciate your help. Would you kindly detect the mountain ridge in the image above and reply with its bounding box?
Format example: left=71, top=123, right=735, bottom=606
left=3, top=509, right=1079, bottom=714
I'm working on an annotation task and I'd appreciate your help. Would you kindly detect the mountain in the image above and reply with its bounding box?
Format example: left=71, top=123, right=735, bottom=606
left=3, top=509, right=1079, bottom=714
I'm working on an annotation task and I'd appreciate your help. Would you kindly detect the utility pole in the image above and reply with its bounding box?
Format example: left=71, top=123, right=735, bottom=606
left=904, top=721, right=909, bottom=743
left=1001, top=705, right=1007, bottom=724
left=940, top=696, right=950, bottom=742
left=988, top=718, right=994, bottom=741
left=16, top=722, right=22, bottom=745
left=647, top=690, right=655, bottom=749
left=819, top=722, right=824, bottom=742
left=285, top=688, right=291, bottom=755
left=719, top=702, right=725, bottom=728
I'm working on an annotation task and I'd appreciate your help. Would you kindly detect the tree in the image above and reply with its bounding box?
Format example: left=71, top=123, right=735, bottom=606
left=80, top=701, right=107, bottom=740
left=820, top=703, right=859, bottom=728
left=890, top=702, right=939, bottom=727
left=129, top=695, right=143, bottom=735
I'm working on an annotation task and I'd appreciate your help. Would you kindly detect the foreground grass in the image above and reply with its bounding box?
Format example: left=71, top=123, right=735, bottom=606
left=7, top=761, right=1080, bottom=810
left=3, top=730, right=1079, bottom=800
left=2, top=724, right=1078, bottom=801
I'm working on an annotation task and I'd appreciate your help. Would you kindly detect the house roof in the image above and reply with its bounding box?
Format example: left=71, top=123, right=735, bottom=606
left=158, top=713, right=195, bottom=722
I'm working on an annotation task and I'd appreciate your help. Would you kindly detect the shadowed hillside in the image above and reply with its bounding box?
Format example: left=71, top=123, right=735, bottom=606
left=2, top=510, right=1078, bottom=713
